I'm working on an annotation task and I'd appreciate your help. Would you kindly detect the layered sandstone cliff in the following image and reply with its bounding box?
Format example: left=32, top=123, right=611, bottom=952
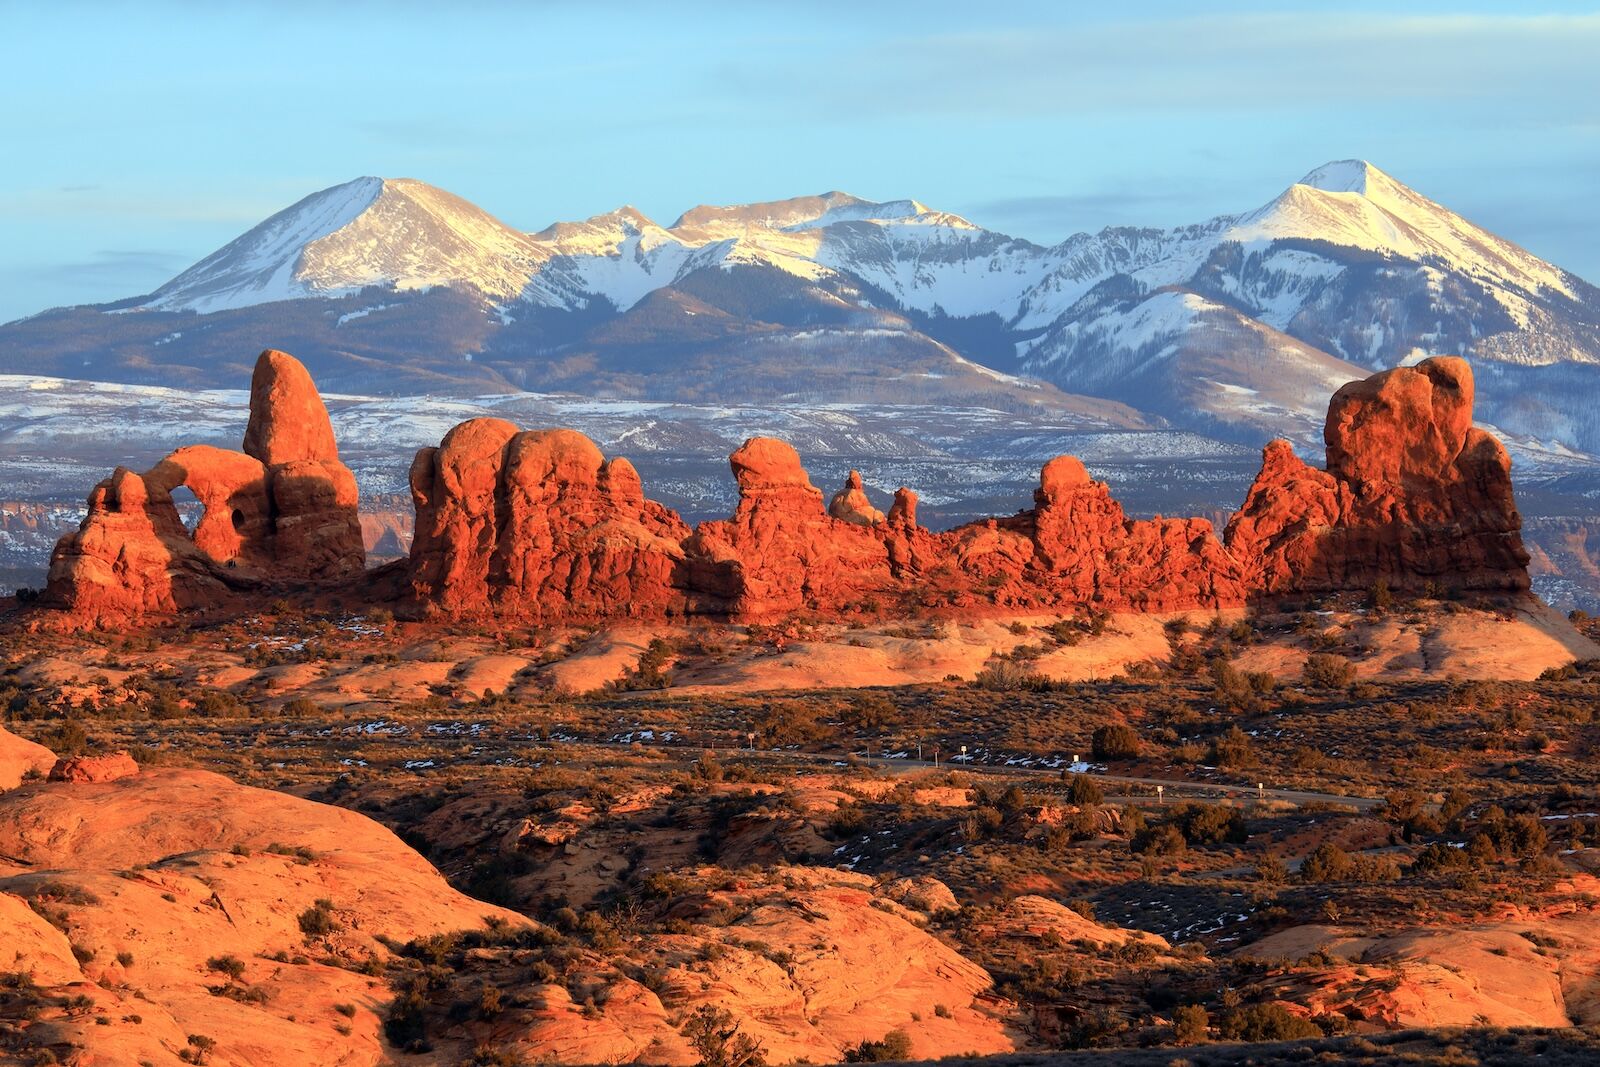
left=42, top=350, right=364, bottom=625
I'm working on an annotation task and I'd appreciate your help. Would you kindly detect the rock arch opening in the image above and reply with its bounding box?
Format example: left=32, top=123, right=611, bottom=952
left=169, top=485, right=202, bottom=537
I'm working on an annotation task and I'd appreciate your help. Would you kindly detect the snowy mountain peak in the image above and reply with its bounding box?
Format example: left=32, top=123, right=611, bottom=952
left=1296, top=159, right=1381, bottom=195
left=1229, top=160, right=1575, bottom=300
left=1291, top=160, right=1437, bottom=222
left=785, top=196, right=983, bottom=233
left=537, top=205, right=666, bottom=245
left=143, top=177, right=561, bottom=314
left=143, top=177, right=386, bottom=313
left=670, top=192, right=874, bottom=238
left=130, top=162, right=1582, bottom=334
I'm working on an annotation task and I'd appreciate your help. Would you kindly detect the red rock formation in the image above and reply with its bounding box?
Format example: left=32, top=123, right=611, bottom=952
left=48, top=750, right=139, bottom=784
left=242, top=348, right=341, bottom=466
left=828, top=470, right=887, bottom=526
left=408, top=422, right=692, bottom=618
left=401, top=355, right=1529, bottom=621
left=42, top=350, right=364, bottom=626
left=887, top=487, right=918, bottom=527
left=34, top=351, right=1530, bottom=628
left=905, top=452, right=1246, bottom=615
left=0, top=726, right=55, bottom=790
left=683, top=439, right=898, bottom=617
left=1227, top=357, right=1529, bottom=594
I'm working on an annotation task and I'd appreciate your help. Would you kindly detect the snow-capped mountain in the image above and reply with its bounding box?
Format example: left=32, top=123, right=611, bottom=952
left=1013, top=160, right=1581, bottom=331
left=144, top=178, right=588, bottom=314
left=4, top=160, right=1599, bottom=450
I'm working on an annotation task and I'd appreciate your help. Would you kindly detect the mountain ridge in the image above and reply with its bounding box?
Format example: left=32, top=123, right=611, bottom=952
left=3, top=159, right=1599, bottom=453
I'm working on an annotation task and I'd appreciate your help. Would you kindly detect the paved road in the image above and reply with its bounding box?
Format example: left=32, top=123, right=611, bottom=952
left=589, top=737, right=1383, bottom=811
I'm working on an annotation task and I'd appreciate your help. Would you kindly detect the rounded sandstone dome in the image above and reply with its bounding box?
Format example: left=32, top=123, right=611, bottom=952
left=1039, top=455, right=1091, bottom=496
left=730, top=437, right=814, bottom=489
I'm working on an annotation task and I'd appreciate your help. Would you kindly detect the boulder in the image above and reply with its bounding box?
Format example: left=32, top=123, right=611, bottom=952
left=48, top=750, right=139, bottom=784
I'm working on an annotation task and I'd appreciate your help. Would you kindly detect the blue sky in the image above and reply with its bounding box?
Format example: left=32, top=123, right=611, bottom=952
left=2, top=1, right=1597, bottom=322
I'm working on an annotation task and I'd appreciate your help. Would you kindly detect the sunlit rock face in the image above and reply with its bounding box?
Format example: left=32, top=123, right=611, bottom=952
left=33, top=350, right=1529, bottom=628
left=401, top=357, right=1528, bottom=621
left=1227, top=356, right=1529, bottom=595
left=43, top=349, right=364, bottom=626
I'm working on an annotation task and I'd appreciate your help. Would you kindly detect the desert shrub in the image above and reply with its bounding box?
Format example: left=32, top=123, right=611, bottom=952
left=278, top=697, right=322, bottom=719
left=1440, top=787, right=1474, bottom=826
left=1412, top=841, right=1472, bottom=874
left=1065, top=774, right=1103, bottom=806
left=612, top=637, right=676, bottom=690
left=681, top=1004, right=766, bottom=1067
left=1369, top=579, right=1394, bottom=612
left=826, top=801, right=869, bottom=839
left=180, top=1034, right=217, bottom=1064
left=843, top=693, right=901, bottom=732
left=1133, top=824, right=1187, bottom=857
left=1349, top=854, right=1402, bottom=882
left=191, top=688, right=244, bottom=717
left=1208, top=725, right=1256, bottom=769
left=992, top=784, right=1029, bottom=813
left=1172, top=1003, right=1209, bottom=1044
left=1210, top=660, right=1262, bottom=712
left=1254, top=853, right=1289, bottom=885
left=265, top=843, right=317, bottom=864
left=845, top=1029, right=913, bottom=1062
left=1472, top=807, right=1549, bottom=861
left=1045, top=619, right=1084, bottom=645
left=384, top=985, right=430, bottom=1050
left=959, top=805, right=1006, bottom=842
left=1092, top=723, right=1141, bottom=760
left=25, top=880, right=100, bottom=906
left=1177, top=803, right=1246, bottom=846
left=972, top=659, right=1048, bottom=692
left=205, top=955, right=245, bottom=981
left=464, top=851, right=537, bottom=906
left=298, top=898, right=339, bottom=937
left=748, top=701, right=830, bottom=747
left=1303, top=653, right=1356, bottom=689
left=695, top=749, right=725, bottom=783
left=1299, top=843, right=1353, bottom=883
left=1219, top=1002, right=1320, bottom=1041
left=43, top=718, right=89, bottom=756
